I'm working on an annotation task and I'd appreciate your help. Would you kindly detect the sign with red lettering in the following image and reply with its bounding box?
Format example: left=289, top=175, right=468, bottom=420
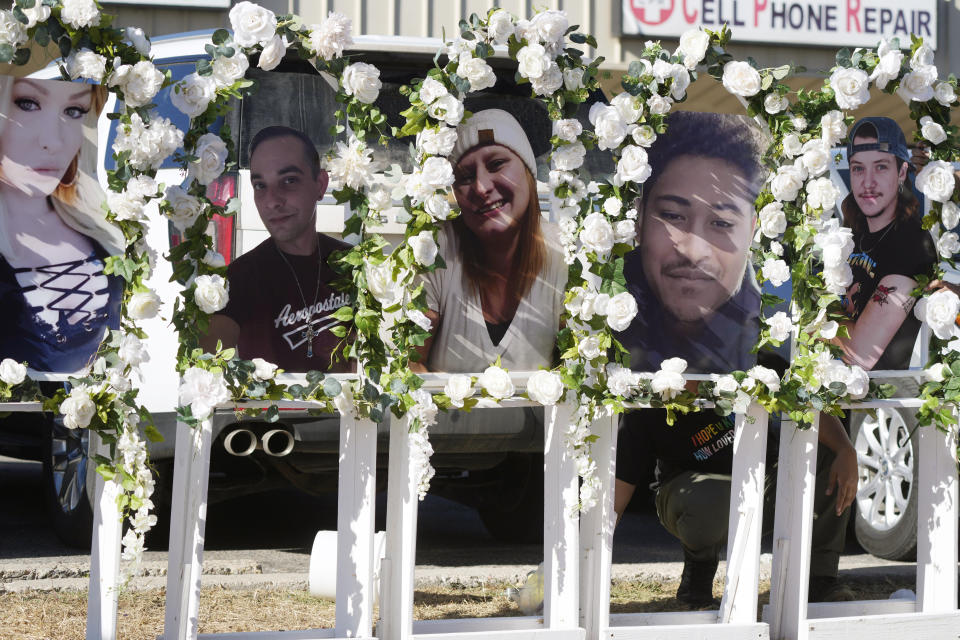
left=622, top=0, right=937, bottom=49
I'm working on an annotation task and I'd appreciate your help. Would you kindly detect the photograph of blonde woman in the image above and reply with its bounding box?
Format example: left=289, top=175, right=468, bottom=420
left=0, top=77, right=123, bottom=373
left=834, top=117, right=936, bottom=370
left=411, top=108, right=566, bottom=374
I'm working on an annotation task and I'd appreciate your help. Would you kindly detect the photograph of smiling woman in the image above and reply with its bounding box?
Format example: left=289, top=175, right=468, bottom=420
left=617, top=111, right=769, bottom=374
left=0, top=77, right=123, bottom=373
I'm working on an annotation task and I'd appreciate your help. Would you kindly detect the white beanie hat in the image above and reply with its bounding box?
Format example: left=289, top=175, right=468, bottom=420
left=449, top=109, right=537, bottom=176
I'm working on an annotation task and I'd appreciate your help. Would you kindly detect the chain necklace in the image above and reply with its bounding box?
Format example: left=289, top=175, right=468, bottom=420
left=276, top=234, right=323, bottom=358
left=857, top=219, right=896, bottom=256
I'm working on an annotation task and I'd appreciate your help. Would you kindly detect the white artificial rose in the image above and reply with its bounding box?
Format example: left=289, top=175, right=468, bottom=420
left=327, top=137, right=375, bottom=190
left=766, top=311, right=793, bottom=342
left=806, top=177, right=840, bottom=212
left=758, top=202, right=787, bottom=238
left=712, top=374, right=739, bottom=395
left=118, top=333, right=149, bottom=367
left=829, top=67, right=870, bottom=109
left=427, top=94, right=464, bottom=126
left=651, top=357, right=687, bottom=400
left=22, top=2, right=51, bottom=28
left=578, top=335, right=602, bottom=360
left=593, top=293, right=611, bottom=316
left=819, top=110, right=846, bottom=147
left=764, top=92, right=787, bottom=114
left=189, top=133, right=229, bottom=186
left=926, top=362, right=949, bottom=382
left=580, top=212, right=615, bottom=255
left=614, top=145, right=652, bottom=186
left=342, top=62, right=382, bottom=104
left=603, top=197, right=622, bottom=216
left=552, top=141, right=586, bottom=171
left=408, top=389, right=439, bottom=428
left=647, top=94, right=672, bottom=115
left=459, top=56, right=496, bottom=92
left=819, top=320, right=839, bottom=340
left=722, top=60, right=761, bottom=97
left=527, top=370, right=565, bottom=406
left=479, top=365, right=515, bottom=400
left=935, top=82, right=957, bottom=107
left=606, top=363, right=640, bottom=397
left=632, top=125, right=656, bottom=147
left=790, top=114, right=808, bottom=131
left=611, top=92, right=643, bottom=124
left=747, top=365, right=781, bottom=393
left=417, top=126, right=458, bottom=157
left=897, top=65, right=937, bottom=102
left=800, top=139, right=830, bottom=177
left=419, top=77, right=448, bottom=105
left=211, top=50, right=250, bottom=89
left=517, top=43, right=551, bottom=79
left=0, top=10, right=26, bottom=47
left=924, top=289, right=960, bottom=339
left=531, top=63, right=563, bottom=95
left=128, top=290, right=162, bottom=320
left=771, top=163, right=806, bottom=201
left=61, top=387, right=96, bottom=430
left=114, top=113, right=183, bottom=171
left=770, top=240, right=784, bottom=256
left=110, top=61, right=164, bottom=108
left=823, top=264, right=853, bottom=295
left=424, top=193, right=451, bottom=220
left=308, top=12, right=352, bottom=60
left=179, top=367, right=231, bottom=421
left=669, top=62, right=691, bottom=99
left=553, top=118, right=582, bottom=143
left=193, top=275, right=229, bottom=314
left=165, top=185, right=205, bottom=231
left=487, top=9, right=515, bottom=45
left=66, top=49, right=107, bottom=82
left=0, top=358, right=26, bottom=386
left=420, top=156, right=455, bottom=190
left=443, top=374, right=473, bottom=407
left=614, top=219, right=636, bottom=245
left=445, top=36, right=473, bottom=63
left=258, top=34, right=286, bottom=71
left=911, top=43, right=935, bottom=69
left=368, top=187, right=392, bottom=212
left=920, top=116, right=947, bottom=145
left=845, top=365, right=869, bottom=399
left=107, top=189, right=145, bottom=222
left=125, top=27, right=151, bottom=56
left=365, top=261, right=404, bottom=307
left=202, top=250, right=226, bottom=268
left=762, top=258, right=790, bottom=287
left=916, top=160, right=957, bottom=203
left=409, top=231, right=438, bottom=266
left=606, top=291, right=638, bottom=331
left=937, top=231, right=960, bottom=258
left=171, top=73, right=217, bottom=119
left=563, top=67, right=585, bottom=91
left=589, top=103, right=629, bottom=150
left=870, top=47, right=904, bottom=91
left=61, top=0, right=100, bottom=29
left=529, top=9, right=568, bottom=47
left=229, top=1, right=278, bottom=48
left=782, top=133, right=803, bottom=158
left=942, top=201, right=960, bottom=229
left=677, top=28, right=710, bottom=68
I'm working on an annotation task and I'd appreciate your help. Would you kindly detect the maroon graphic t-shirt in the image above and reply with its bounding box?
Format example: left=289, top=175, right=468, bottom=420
left=221, top=233, right=352, bottom=372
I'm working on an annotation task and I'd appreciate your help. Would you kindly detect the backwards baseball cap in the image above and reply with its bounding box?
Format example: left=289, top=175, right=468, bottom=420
left=449, top=108, right=538, bottom=176
left=847, top=116, right=911, bottom=165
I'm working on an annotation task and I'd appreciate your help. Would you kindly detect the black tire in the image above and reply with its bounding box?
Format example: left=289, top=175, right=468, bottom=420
left=42, top=416, right=94, bottom=549
left=477, top=454, right=544, bottom=544
left=850, top=377, right=919, bottom=561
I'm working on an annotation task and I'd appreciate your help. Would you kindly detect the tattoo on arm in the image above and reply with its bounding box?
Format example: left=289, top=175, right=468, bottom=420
left=871, top=284, right=897, bottom=307
left=901, top=296, right=916, bottom=314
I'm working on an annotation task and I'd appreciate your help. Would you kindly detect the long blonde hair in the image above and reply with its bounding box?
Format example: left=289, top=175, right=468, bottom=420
left=0, top=76, right=123, bottom=261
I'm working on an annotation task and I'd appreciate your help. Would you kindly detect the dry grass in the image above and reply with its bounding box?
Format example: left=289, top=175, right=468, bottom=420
left=0, top=577, right=916, bottom=640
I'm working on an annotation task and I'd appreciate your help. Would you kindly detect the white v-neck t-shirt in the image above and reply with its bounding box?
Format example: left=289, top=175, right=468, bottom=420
left=421, top=222, right=567, bottom=373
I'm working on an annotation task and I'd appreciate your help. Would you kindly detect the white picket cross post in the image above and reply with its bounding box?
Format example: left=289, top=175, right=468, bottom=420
left=164, top=416, right=215, bottom=640
left=334, top=413, right=379, bottom=639
left=915, top=420, right=959, bottom=612
left=86, top=430, right=123, bottom=640
left=544, top=400, right=580, bottom=629
left=382, top=414, right=419, bottom=640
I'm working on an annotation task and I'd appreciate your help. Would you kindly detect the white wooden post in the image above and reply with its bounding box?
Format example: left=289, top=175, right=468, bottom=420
left=382, top=415, right=419, bottom=640
left=164, top=417, right=214, bottom=640
left=579, top=410, right=617, bottom=640
left=544, top=400, right=579, bottom=629
left=769, top=416, right=819, bottom=640
left=915, top=421, right=959, bottom=612
left=334, top=414, right=378, bottom=638
left=719, top=403, right=769, bottom=625
left=86, top=430, right=122, bottom=640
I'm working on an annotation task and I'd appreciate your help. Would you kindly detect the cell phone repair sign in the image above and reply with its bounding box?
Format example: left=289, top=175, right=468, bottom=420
left=622, top=0, right=937, bottom=49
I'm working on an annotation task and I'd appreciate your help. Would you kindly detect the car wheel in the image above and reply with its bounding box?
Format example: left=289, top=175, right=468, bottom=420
left=42, top=416, right=94, bottom=549
left=477, top=454, right=544, bottom=544
left=850, top=378, right=919, bottom=561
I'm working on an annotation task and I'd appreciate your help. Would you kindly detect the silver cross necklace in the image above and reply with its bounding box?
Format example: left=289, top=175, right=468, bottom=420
left=276, top=234, right=323, bottom=358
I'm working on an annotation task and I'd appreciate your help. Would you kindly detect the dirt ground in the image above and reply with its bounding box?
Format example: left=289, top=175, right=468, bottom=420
left=1, top=577, right=916, bottom=640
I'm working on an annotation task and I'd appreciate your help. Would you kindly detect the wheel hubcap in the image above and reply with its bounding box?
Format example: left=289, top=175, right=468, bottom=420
left=854, top=408, right=913, bottom=532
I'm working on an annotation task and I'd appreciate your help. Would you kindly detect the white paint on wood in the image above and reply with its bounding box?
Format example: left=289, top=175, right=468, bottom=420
left=411, top=616, right=543, bottom=633
left=164, top=417, right=214, bottom=640
left=334, top=414, right=378, bottom=638
left=543, top=401, right=579, bottom=629
left=86, top=431, right=122, bottom=640
left=197, top=630, right=336, bottom=639
left=916, top=421, right=959, bottom=612
left=806, top=611, right=960, bottom=639
left=608, top=611, right=720, bottom=626
left=382, top=415, right=419, bottom=640
left=605, top=622, right=768, bottom=640
left=413, top=629, right=584, bottom=640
